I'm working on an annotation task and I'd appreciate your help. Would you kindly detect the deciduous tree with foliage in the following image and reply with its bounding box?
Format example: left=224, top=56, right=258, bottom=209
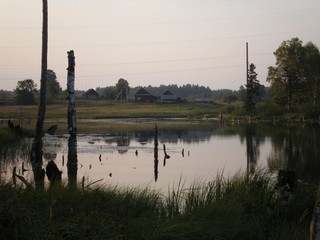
left=245, top=63, right=260, bottom=115
left=267, top=38, right=306, bottom=112
left=47, top=69, right=61, bottom=99
left=304, top=42, right=320, bottom=116
left=116, top=78, right=130, bottom=101
left=14, top=79, right=37, bottom=105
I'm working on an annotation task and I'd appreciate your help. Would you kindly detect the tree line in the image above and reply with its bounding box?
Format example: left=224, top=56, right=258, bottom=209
left=8, top=37, right=320, bottom=118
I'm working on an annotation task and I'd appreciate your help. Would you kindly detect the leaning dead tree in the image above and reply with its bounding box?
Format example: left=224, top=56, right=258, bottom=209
left=32, top=0, right=48, bottom=189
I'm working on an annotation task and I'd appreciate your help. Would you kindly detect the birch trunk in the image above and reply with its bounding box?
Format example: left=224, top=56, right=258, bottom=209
left=66, top=50, right=78, bottom=188
left=67, top=50, right=77, bottom=136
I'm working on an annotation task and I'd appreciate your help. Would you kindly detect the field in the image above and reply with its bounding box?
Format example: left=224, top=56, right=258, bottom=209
left=0, top=100, right=236, bottom=134
left=0, top=100, right=232, bottom=119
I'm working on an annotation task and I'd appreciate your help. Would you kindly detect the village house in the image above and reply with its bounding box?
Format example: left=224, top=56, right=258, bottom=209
left=134, top=88, right=182, bottom=103
left=83, top=88, right=99, bottom=99
left=158, top=90, right=182, bottom=103
left=134, top=88, right=157, bottom=102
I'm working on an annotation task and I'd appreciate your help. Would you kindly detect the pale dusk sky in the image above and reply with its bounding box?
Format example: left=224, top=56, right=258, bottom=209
left=1, top=0, right=320, bottom=91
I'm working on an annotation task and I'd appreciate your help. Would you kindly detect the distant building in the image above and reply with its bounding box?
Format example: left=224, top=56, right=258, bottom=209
left=158, top=90, right=182, bottom=103
left=83, top=89, right=99, bottom=99
left=134, top=88, right=182, bottom=103
left=134, top=88, right=157, bottom=102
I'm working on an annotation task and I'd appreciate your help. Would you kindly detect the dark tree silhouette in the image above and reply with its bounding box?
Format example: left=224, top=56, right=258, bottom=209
left=245, top=63, right=260, bottom=115
left=116, top=78, right=129, bottom=101
left=47, top=69, right=61, bottom=99
left=33, top=0, right=48, bottom=189
left=14, top=79, right=37, bottom=105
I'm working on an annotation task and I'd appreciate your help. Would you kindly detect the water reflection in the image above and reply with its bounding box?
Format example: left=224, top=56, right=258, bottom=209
left=2, top=122, right=320, bottom=189
left=245, top=124, right=260, bottom=175
left=67, top=136, right=77, bottom=189
left=0, top=138, right=32, bottom=183
left=266, top=125, right=320, bottom=182
left=154, top=125, right=159, bottom=182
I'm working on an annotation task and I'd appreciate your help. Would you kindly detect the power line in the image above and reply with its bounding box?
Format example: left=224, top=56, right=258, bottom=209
left=1, top=28, right=318, bottom=49
left=1, top=7, right=319, bottom=30
left=0, top=64, right=244, bottom=81
left=0, top=52, right=272, bottom=70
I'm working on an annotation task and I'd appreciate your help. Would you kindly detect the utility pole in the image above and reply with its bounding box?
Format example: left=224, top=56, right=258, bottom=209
left=246, top=42, right=249, bottom=86
left=246, top=42, right=249, bottom=177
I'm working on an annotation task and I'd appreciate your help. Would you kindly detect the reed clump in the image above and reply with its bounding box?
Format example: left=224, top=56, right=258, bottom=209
left=0, top=170, right=315, bottom=240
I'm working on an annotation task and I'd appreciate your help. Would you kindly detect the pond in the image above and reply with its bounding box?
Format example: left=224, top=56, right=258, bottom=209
left=1, top=120, right=320, bottom=192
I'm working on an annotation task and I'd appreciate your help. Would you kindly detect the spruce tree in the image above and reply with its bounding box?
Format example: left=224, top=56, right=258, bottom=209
left=245, top=63, right=260, bottom=115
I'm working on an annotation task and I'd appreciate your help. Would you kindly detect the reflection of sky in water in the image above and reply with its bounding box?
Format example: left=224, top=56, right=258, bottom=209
left=42, top=132, right=271, bottom=192
left=0, top=129, right=272, bottom=192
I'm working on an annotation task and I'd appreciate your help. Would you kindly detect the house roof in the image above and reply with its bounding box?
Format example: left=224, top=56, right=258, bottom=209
left=161, top=90, right=173, bottom=96
left=135, top=88, right=152, bottom=96
left=85, top=88, right=98, bottom=94
left=83, top=89, right=99, bottom=97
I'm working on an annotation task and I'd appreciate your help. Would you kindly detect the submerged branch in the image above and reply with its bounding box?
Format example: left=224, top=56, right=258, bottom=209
left=86, top=178, right=104, bottom=188
left=14, top=174, right=33, bottom=190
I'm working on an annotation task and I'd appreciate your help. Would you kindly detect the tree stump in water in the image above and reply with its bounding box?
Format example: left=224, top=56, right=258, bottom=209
left=46, top=160, right=62, bottom=186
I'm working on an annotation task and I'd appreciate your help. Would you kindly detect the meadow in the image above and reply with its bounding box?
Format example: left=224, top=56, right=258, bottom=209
left=0, top=99, right=229, bottom=120
left=0, top=99, right=232, bottom=135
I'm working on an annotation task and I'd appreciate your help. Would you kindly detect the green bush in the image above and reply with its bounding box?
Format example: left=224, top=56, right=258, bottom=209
left=15, top=89, right=35, bottom=105
left=256, top=101, right=285, bottom=118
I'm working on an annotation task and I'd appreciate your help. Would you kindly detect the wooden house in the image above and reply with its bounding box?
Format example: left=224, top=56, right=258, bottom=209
left=83, top=89, right=99, bottom=99
left=134, top=88, right=157, bottom=102
left=159, top=90, right=181, bottom=103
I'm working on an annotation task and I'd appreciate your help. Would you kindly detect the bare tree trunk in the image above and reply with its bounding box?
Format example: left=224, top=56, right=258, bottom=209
left=67, top=50, right=77, bottom=136
left=32, top=0, right=48, bottom=189
left=66, top=50, right=78, bottom=189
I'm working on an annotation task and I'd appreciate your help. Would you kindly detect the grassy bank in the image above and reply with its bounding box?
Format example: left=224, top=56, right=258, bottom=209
left=0, top=171, right=315, bottom=240
left=0, top=100, right=230, bottom=120
left=0, top=100, right=231, bottom=134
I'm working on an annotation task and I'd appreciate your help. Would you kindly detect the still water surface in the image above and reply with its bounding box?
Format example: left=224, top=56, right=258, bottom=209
left=1, top=121, right=320, bottom=191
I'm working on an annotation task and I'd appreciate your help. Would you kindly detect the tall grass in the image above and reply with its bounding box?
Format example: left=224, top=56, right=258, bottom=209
left=0, top=170, right=315, bottom=239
